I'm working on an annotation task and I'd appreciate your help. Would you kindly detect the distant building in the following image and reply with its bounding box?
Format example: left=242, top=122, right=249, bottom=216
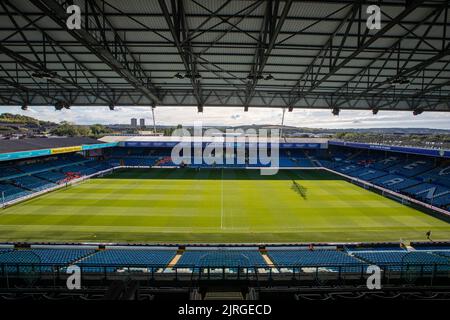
left=131, top=118, right=137, bottom=127
left=139, top=118, right=145, bottom=128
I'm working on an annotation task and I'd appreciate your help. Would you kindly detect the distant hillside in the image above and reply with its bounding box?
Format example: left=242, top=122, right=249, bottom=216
left=324, top=127, right=450, bottom=135
left=228, top=125, right=450, bottom=135
left=0, top=113, right=54, bottom=126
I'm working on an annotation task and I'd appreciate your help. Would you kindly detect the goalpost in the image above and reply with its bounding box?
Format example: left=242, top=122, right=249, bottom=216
left=351, top=178, right=370, bottom=190
left=382, top=190, right=410, bottom=205
left=351, top=176, right=411, bottom=205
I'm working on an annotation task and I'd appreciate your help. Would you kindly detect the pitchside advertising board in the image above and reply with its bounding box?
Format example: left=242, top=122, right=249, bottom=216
left=50, top=146, right=83, bottom=154
left=330, top=141, right=450, bottom=158
left=0, top=142, right=118, bottom=162
left=122, top=141, right=327, bottom=149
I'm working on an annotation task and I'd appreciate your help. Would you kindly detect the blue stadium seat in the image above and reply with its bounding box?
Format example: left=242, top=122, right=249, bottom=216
left=346, top=246, right=407, bottom=252
left=0, top=166, right=21, bottom=178
left=389, top=159, right=434, bottom=177
left=0, top=155, right=116, bottom=204
left=403, top=183, right=450, bottom=207
left=372, top=156, right=403, bottom=170
left=430, top=193, right=450, bottom=207
left=0, top=183, right=30, bottom=202
left=34, top=170, right=67, bottom=183
left=318, top=159, right=334, bottom=168
left=0, top=248, right=12, bottom=255
left=432, top=251, right=450, bottom=260
left=176, top=250, right=266, bottom=268
left=352, top=250, right=450, bottom=272
left=11, top=175, right=56, bottom=191
left=78, top=249, right=177, bottom=272
left=411, top=245, right=450, bottom=251
left=350, top=168, right=388, bottom=181
left=122, top=157, right=156, bottom=166
left=420, top=165, right=450, bottom=187
left=268, top=249, right=366, bottom=272
left=0, top=248, right=95, bottom=273
left=370, top=174, right=420, bottom=192
left=334, top=164, right=361, bottom=174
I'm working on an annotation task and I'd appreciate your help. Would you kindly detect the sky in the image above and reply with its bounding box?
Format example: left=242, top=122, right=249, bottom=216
left=1, top=105, right=450, bottom=130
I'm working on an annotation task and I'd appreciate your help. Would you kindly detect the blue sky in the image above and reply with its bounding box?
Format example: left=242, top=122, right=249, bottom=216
left=1, top=105, right=449, bottom=129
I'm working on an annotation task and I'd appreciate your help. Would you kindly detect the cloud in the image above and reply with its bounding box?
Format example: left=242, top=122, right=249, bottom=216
left=0, top=105, right=449, bottom=130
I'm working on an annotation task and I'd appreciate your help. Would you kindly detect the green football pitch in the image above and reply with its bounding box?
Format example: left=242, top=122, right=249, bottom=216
left=0, top=168, right=449, bottom=243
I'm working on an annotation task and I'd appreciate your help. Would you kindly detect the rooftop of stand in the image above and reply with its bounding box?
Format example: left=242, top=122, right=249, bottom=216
left=0, top=137, right=103, bottom=154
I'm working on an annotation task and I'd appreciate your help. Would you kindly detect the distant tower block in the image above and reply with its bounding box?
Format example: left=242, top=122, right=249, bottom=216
left=140, top=118, right=145, bottom=128
left=131, top=118, right=137, bottom=127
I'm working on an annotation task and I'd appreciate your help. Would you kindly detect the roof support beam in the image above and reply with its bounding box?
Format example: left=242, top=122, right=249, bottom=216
left=0, top=0, right=447, bottom=112
left=332, top=3, right=447, bottom=106
left=29, top=0, right=161, bottom=104
left=0, top=77, right=54, bottom=104
left=158, top=0, right=203, bottom=106
left=286, top=2, right=357, bottom=108
left=100, top=0, right=248, bottom=90
left=358, top=45, right=450, bottom=97
left=3, top=0, right=114, bottom=101
left=0, top=43, right=111, bottom=104
left=288, top=0, right=426, bottom=108
left=6, top=87, right=448, bottom=111
left=244, top=0, right=292, bottom=108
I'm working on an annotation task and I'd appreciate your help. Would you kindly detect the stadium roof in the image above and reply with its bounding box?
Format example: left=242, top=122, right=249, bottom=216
left=0, top=137, right=102, bottom=153
left=0, top=0, right=449, bottom=113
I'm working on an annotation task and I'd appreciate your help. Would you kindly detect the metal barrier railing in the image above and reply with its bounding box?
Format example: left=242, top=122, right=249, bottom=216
left=1, top=262, right=449, bottom=284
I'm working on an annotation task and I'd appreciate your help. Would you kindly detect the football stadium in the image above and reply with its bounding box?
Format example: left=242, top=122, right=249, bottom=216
left=1, top=142, right=450, bottom=244
left=0, top=0, right=450, bottom=304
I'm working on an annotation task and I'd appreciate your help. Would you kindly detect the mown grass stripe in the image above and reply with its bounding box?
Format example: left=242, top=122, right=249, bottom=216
left=0, top=168, right=448, bottom=243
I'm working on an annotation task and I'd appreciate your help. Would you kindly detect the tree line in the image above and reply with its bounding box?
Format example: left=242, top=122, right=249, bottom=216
left=50, top=122, right=112, bottom=138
